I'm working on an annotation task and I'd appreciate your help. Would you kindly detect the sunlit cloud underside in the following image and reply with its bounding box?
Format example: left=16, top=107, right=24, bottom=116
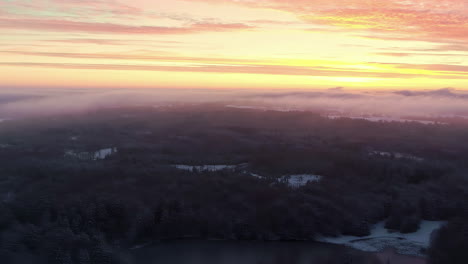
left=1, top=0, right=467, bottom=89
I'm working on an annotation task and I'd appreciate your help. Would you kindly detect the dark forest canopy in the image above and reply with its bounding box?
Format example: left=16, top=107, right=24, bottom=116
left=0, top=105, right=466, bottom=264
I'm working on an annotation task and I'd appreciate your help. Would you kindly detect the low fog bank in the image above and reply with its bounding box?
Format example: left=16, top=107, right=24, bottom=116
left=1, top=87, right=468, bottom=118
left=247, top=87, right=468, bottom=117
left=0, top=88, right=243, bottom=118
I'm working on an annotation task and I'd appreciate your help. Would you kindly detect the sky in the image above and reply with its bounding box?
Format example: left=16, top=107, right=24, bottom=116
left=1, top=0, right=468, bottom=90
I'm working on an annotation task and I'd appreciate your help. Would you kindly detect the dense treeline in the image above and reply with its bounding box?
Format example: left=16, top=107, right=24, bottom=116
left=428, top=213, right=468, bottom=264
left=0, top=105, right=467, bottom=263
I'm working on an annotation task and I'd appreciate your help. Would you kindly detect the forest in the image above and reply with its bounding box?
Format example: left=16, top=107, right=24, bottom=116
left=0, top=104, right=467, bottom=264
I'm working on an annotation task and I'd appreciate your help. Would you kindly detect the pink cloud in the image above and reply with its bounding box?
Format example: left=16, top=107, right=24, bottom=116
left=2, top=0, right=142, bottom=17
left=191, top=0, right=468, bottom=44
left=306, top=8, right=468, bottom=41
left=43, top=38, right=184, bottom=46
left=0, top=50, right=262, bottom=64
left=0, top=18, right=253, bottom=34
left=374, top=52, right=467, bottom=57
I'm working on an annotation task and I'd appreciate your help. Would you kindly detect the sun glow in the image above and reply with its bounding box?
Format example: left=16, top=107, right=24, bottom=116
left=0, top=0, right=467, bottom=90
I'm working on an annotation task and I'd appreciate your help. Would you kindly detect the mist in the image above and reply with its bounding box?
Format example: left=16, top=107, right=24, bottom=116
left=2, top=87, right=468, bottom=118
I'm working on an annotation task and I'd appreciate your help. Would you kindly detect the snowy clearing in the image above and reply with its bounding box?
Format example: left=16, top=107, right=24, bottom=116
left=317, top=220, right=446, bottom=257
left=94, top=148, right=118, bottom=160
left=174, top=165, right=238, bottom=172
left=64, top=147, right=118, bottom=160
left=175, top=166, right=324, bottom=188
left=281, top=174, right=323, bottom=188
left=226, top=105, right=301, bottom=112
left=370, top=151, right=424, bottom=162
left=326, top=115, right=445, bottom=125
left=226, top=105, right=267, bottom=110
left=249, top=173, right=264, bottom=179
left=247, top=172, right=323, bottom=188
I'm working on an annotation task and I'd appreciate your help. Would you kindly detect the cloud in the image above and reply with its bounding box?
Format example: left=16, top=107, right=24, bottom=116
left=43, top=38, right=173, bottom=46
left=248, top=90, right=363, bottom=99
left=2, top=0, right=143, bottom=17
left=0, top=50, right=262, bottom=64
left=41, top=39, right=195, bottom=49
left=380, top=63, right=468, bottom=73
left=308, top=8, right=468, bottom=43
left=2, top=47, right=468, bottom=80
left=0, top=18, right=253, bottom=34
left=190, top=0, right=468, bottom=45
left=374, top=52, right=468, bottom=57
left=5, top=0, right=468, bottom=45
left=423, top=44, right=468, bottom=52
left=3, top=61, right=468, bottom=80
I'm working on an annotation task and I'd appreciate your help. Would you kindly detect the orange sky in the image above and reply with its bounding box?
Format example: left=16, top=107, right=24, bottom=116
left=1, top=0, right=467, bottom=90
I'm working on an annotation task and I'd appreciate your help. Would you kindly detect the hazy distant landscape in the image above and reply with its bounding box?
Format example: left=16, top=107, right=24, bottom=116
left=0, top=99, right=467, bottom=263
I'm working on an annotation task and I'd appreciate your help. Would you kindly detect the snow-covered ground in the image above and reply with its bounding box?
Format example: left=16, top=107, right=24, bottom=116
left=226, top=105, right=302, bottom=112
left=249, top=172, right=264, bottom=179
left=281, top=174, right=323, bottom=188
left=94, top=148, right=118, bottom=160
left=247, top=172, right=323, bottom=187
left=326, top=115, right=445, bottom=125
left=317, top=220, right=445, bottom=257
left=226, top=105, right=267, bottom=110
left=64, top=147, right=118, bottom=160
left=175, top=166, right=323, bottom=188
left=370, top=151, right=424, bottom=162
left=174, top=164, right=238, bottom=172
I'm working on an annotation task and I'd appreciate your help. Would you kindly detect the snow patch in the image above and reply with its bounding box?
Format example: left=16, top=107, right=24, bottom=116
left=281, top=174, right=323, bottom=188
left=64, top=147, right=118, bottom=161
left=249, top=172, right=265, bottom=179
left=326, top=115, right=445, bottom=125
left=94, top=148, right=118, bottom=160
left=247, top=172, right=323, bottom=187
left=130, top=242, right=153, bottom=250
left=226, top=105, right=302, bottom=112
left=174, top=164, right=238, bottom=172
left=317, top=220, right=445, bottom=257
left=369, top=151, right=423, bottom=162
left=175, top=166, right=323, bottom=188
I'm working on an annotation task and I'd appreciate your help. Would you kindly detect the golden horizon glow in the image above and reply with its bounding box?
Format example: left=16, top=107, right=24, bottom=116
left=1, top=0, right=467, bottom=90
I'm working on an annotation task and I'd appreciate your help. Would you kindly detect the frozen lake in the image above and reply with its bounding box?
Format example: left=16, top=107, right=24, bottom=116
left=317, top=220, right=445, bottom=257
left=131, top=240, right=426, bottom=264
